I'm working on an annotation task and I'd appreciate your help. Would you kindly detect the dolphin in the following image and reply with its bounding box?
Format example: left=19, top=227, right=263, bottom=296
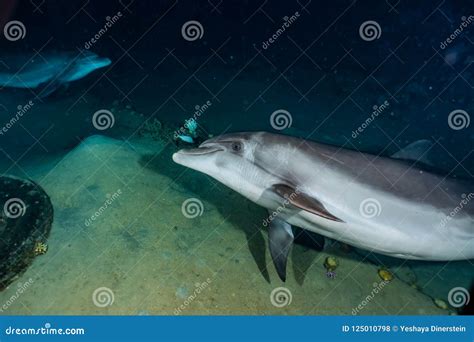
left=173, top=132, right=474, bottom=281
left=0, top=51, right=111, bottom=97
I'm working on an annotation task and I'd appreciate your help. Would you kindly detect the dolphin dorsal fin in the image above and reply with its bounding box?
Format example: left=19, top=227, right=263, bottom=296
left=391, top=139, right=434, bottom=166
left=271, top=184, right=344, bottom=222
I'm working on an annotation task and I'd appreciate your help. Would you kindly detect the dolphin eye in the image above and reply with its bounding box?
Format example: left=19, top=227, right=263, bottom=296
left=231, top=142, right=242, bottom=152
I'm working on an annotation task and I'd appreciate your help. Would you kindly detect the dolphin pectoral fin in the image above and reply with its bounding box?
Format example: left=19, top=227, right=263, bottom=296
left=268, top=215, right=294, bottom=282
left=272, top=184, right=344, bottom=222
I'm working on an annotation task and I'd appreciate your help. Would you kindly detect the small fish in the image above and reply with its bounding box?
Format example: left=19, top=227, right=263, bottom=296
left=177, top=135, right=194, bottom=144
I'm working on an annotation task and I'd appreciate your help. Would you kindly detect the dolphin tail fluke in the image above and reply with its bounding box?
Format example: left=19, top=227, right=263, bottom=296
left=268, top=214, right=294, bottom=282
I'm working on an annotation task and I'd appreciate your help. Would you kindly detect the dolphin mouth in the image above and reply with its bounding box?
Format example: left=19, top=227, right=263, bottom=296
left=176, top=145, right=223, bottom=156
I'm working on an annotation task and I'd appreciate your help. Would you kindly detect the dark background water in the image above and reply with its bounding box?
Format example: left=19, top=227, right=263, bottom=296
left=0, top=0, right=473, bottom=176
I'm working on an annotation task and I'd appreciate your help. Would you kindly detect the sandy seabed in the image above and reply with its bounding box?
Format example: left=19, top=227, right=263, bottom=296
left=1, top=133, right=470, bottom=315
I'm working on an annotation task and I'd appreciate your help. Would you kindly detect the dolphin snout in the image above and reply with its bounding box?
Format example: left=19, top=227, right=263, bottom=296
left=172, top=144, right=224, bottom=166
left=175, top=145, right=223, bottom=156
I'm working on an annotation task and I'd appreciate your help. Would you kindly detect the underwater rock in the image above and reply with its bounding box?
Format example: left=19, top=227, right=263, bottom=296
left=0, top=176, right=53, bottom=290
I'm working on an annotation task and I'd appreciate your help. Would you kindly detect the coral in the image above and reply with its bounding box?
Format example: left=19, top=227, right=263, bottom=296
left=433, top=298, right=448, bottom=310
left=143, top=118, right=162, bottom=135
left=378, top=268, right=393, bottom=282
left=324, top=256, right=338, bottom=271
left=34, top=241, right=48, bottom=256
left=139, top=117, right=176, bottom=143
